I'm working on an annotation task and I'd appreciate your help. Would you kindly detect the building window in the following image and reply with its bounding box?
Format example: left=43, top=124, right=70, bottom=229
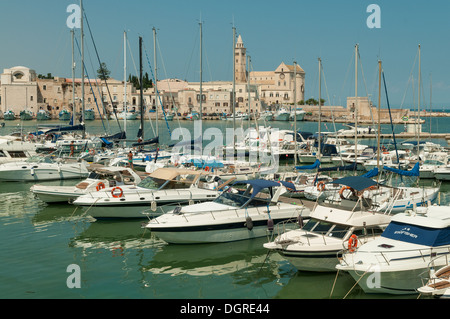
left=30, top=96, right=34, bottom=101
left=43, top=85, right=47, bottom=90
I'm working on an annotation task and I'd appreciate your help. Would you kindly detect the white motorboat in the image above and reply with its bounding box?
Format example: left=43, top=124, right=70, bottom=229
left=264, top=176, right=392, bottom=272
left=0, top=156, right=89, bottom=181
left=273, top=108, right=290, bottom=121
left=30, top=166, right=142, bottom=203
left=259, top=111, right=273, bottom=121
left=225, top=112, right=248, bottom=121
left=433, top=164, right=450, bottom=181
left=290, top=108, right=306, bottom=121
left=417, top=264, right=450, bottom=297
left=321, top=175, right=440, bottom=215
left=73, top=167, right=226, bottom=219
left=363, top=150, right=411, bottom=171
left=145, top=179, right=311, bottom=244
left=336, top=204, right=450, bottom=295
left=419, top=151, right=448, bottom=179
left=0, top=136, right=39, bottom=164
left=117, top=111, right=137, bottom=120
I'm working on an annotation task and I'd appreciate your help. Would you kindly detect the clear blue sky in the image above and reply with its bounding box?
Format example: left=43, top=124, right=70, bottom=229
left=1, top=0, right=449, bottom=109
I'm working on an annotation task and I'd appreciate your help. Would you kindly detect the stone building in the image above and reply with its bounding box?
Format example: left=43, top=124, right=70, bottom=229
left=0, top=34, right=306, bottom=119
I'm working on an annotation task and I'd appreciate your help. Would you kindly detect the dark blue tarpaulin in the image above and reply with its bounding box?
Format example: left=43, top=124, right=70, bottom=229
left=362, top=167, right=379, bottom=178
left=318, top=162, right=357, bottom=172
left=279, top=180, right=296, bottom=191
left=234, top=180, right=281, bottom=198
left=295, top=159, right=320, bottom=171
left=382, top=221, right=450, bottom=247
left=327, top=176, right=377, bottom=192
left=383, top=162, right=420, bottom=177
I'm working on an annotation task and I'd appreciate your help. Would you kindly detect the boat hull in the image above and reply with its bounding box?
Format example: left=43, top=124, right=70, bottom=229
left=150, top=217, right=299, bottom=244
left=345, top=267, right=429, bottom=295
left=0, top=164, right=88, bottom=181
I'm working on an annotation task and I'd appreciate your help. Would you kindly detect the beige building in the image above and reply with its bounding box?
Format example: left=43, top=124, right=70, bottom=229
left=250, top=62, right=305, bottom=109
left=0, top=34, right=307, bottom=119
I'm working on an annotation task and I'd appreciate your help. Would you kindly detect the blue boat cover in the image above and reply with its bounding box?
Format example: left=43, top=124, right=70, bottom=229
left=362, top=167, right=379, bottom=178
left=100, top=138, right=113, bottom=145
left=318, top=162, right=357, bottom=172
left=279, top=180, right=296, bottom=191
left=295, top=159, right=320, bottom=170
left=234, top=179, right=281, bottom=198
left=382, top=221, right=450, bottom=247
left=383, top=162, right=419, bottom=177
left=327, top=176, right=377, bottom=192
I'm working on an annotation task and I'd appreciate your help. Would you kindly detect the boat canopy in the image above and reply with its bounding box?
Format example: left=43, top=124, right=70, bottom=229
left=362, top=167, right=379, bottom=178
left=318, top=162, right=357, bottom=172
left=149, top=168, right=203, bottom=181
left=328, top=176, right=377, bottom=192
left=234, top=179, right=281, bottom=199
left=383, top=162, right=420, bottom=177
left=295, top=159, right=320, bottom=171
left=381, top=220, right=450, bottom=247
left=132, top=136, right=159, bottom=147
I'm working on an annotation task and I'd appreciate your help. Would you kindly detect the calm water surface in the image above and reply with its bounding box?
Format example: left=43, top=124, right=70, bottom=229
left=0, top=117, right=449, bottom=300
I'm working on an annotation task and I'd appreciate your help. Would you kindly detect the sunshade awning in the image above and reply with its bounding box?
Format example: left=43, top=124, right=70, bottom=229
left=327, top=176, right=377, bottom=192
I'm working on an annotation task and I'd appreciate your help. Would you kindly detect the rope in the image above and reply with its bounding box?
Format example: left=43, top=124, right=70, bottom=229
left=329, top=269, right=340, bottom=299
left=343, top=269, right=369, bottom=299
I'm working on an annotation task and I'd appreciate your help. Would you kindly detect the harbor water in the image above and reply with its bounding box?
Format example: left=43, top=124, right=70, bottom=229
left=1, top=116, right=449, bottom=300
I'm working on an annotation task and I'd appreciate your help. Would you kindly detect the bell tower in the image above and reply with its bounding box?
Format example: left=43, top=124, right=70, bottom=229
left=234, top=34, right=247, bottom=83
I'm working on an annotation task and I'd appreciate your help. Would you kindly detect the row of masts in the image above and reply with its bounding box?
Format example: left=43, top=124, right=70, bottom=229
left=71, top=3, right=424, bottom=174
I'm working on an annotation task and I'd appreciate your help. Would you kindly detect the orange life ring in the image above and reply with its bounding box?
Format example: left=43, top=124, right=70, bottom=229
left=96, top=182, right=106, bottom=191
left=348, top=234, right=358, bottom=252
left=316, top=181, right=326, bottom=192
left=339, top=186, right=355, bottom=199
left=111, top=187, right=123, bottom=198
left=89, top=149, right=95, bottom=155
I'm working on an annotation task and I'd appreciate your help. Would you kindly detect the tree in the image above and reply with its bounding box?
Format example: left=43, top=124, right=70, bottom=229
left=305, top=98, right=326, bottom=106
left=97, top=62, right=111, bottom=80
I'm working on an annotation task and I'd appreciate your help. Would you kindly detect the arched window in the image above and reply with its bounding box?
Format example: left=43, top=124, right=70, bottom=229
left=13, top=72, right=24, bottom=80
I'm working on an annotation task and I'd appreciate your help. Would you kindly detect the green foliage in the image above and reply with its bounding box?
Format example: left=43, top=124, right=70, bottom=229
left=128, top=73, right=153, bottom=89
left=97, top=62, right=111, bottom=80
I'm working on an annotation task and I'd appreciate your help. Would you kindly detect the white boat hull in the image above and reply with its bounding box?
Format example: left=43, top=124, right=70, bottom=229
left=0, top=164, right=88, bottom=181
left=147, top=203, right=310, bottom=244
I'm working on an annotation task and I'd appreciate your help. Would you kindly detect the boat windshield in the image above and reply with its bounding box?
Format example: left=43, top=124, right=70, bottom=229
left=301, top=218, right=350, bottom=238
left=213, top=191, right=271, bottom=208
left=138, top=175, right=196, bottom=190
left=25, top=156, right=54, bottom=164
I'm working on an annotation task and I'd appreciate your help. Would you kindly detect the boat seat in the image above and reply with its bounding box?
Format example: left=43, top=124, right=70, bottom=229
left=428, top=281, right=450, bottom=289
left=76, top=182, right=89, bottom=189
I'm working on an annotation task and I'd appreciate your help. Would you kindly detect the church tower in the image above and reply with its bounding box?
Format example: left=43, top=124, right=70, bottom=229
left=234, top=34, right=247, bottom=83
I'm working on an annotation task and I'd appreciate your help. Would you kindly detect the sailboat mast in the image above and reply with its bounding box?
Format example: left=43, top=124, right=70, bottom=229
left=247, top=55, right=251, bottom=130
left=153, top=27, right=159, bottom=138
left=232, top=26, right=236, bottom=158
left=294, top=60, right=297, bottom=166
left=71, top=29, right=76, bottom=123
left=139, top=36, right=144, bottom=140
left=417, top=44, right=421, bottom=161
left=318, top=58, right=322, bottom=161
left=354, top=44, right=358, bottom=169
left=199, top=22, right=203, bottom=122
left=377, top=60, right=382, bottom=179
left=123, top=30, right=127, bottom=136
left=80, top=0, right=85, bottom=138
